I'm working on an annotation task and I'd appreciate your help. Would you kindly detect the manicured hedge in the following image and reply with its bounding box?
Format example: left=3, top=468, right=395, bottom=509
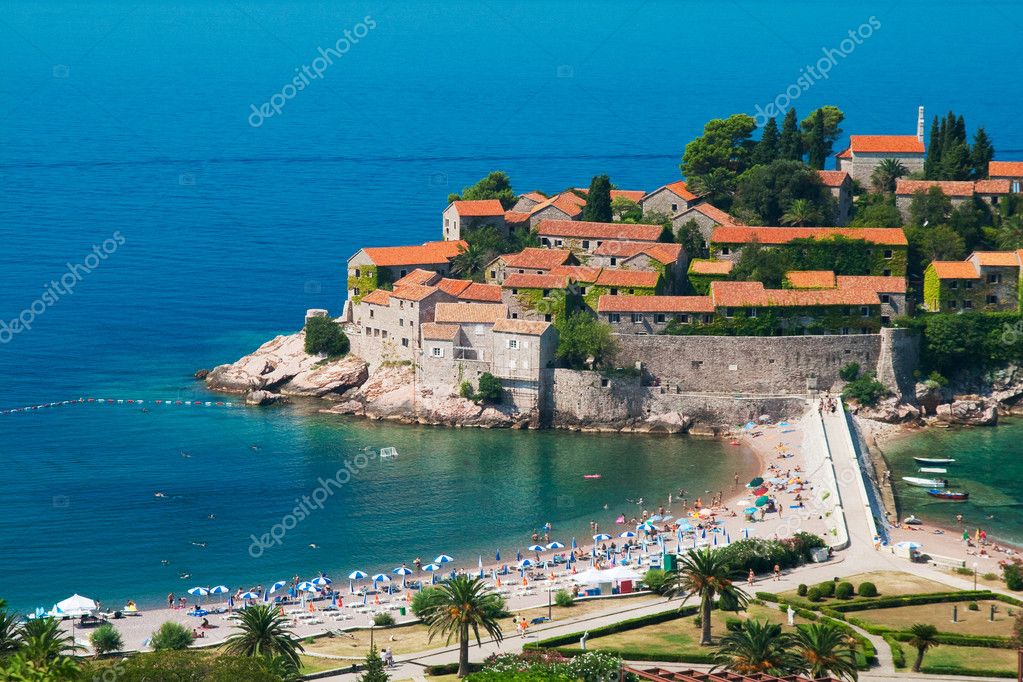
left=526, top=605, right=698, bottom=650
left=547, top=646, right=716, bottom=664
left=883, top=634, right=906, bottom=669
left=425, top=662, right=482, bottom=675
left=920, top=665, right=1016, bottom=678
left=826, top=590, right=994, bottom=613
left=889, top=631, right=1013, bottom=649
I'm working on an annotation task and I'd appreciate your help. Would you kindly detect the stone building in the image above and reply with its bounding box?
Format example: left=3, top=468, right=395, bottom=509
left=346, top=240, right=465, bottom=301
left=686, top=259, right=733, bottom=294
left=510, top=191, right=548, bottom=213
left=435, top=278, right=503, bottom=303
left=817, top=170, right=853, bottom=225
left=484, top=248, right=576, bottom=285
left=589, top=241, right=686, bottom=291
left=894, top=179, right=1014, bottom=221
left=783, top=270, right=907, bottom=325
left=989, top=161, right=1023, bottom=193
left=598, top=295, right=715, bottom=334
left=500, top=272, right=573, bottom=322
left=432, top=302, right=509, bottom=362
left=671, top=202, right=740, bottom=251
left=640, top=180, right=699, bottom=218
left=527, top=192, right=586, bottom=228
left=709, top=281, right=882, bottom=335
left=348, top=283, right=454, bottom=365
left=490, top=318, right=558, bottom=411
left=923, top=250, right=1023, bottom=312
left=537, top=219, right=665, bottom=253
left=835, top=135, right=925, bottom=184
left=442, top=200, right=507, bottom=241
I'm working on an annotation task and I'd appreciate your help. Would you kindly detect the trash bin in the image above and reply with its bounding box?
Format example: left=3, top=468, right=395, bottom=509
left=662, top=554, right=677, bottom=572
left=399, top=607, right=406, bottom=616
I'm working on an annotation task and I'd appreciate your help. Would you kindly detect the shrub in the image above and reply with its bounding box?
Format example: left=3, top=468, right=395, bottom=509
left=150, top=621, right=194, bottom=651
left=718, top=589, right=740, bottom=612
left=554, top=590, right=575, bottom=608
left=459, top=381, right=475, bottom=400
left=807, top=587, right=823, bottom=602
left=304, top=316, right=349, bottom=357
left=797, top=584, right=808, bottom=597
left=967, top=601, right=979, bottom=611
left=476, top=372, right=503, bottom=404
left=983, top=572, right=999, bottom=581
left=842, top=373, right=889, bottom=406
left=725, top=617, right=743, bottom=632
left=411, top=587, right=440, bottom=618
left=693, top=615, right=701, bottom=627
left=373, top=611, right=395, bottom=626
left=954, top=566, right=975, bottom=576
left=818, top=581, right=836, bottom=598
left=858, top=582, right=878, bottom=597
left=89, top=623, right=123, bottom=656
left=1003, top=559, right=1023, bottom=590
left=836, top=582, right=855, bottom=599
left=839, top=362, right=860, bottom=382
left=642, top=569, right=669, bottom=594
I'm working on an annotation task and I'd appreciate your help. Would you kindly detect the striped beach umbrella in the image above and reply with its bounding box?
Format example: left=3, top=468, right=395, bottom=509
left=619, top=531, right=636, bottom=539
left=311, top=576, right=332, bottom=587
left=208, top=585, right=229, bottom=595
left=239, top=591, right=260, bottom=600
left=546, top=541, right=565, bottom=550
left=269, top=581, right=287, bottom=594
left=434, top=554, right=453, bottom=564
left=527, top=544, right=544, bottom=552
left=371, top=573, right=390, bottom=583
left=392, top=567, right=412, bottom=575
left=593, top=533, right=611, bottom=542
left=187, top=587, right=209, bottom=597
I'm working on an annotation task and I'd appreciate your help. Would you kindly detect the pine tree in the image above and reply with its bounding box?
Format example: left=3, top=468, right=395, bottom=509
left=582, top=174, right=613, bottom=222
left=924, top=116, right=941, bottom=179
left=751, top=117, right=779, bottom=166
left=954, top=114, right=967, bottom=145
left=359, top=645, right=389, bottom=682
left=807, top=109, right=827, bottom=169
left=779, top=108, right=803, bottom=161
left=971, top=127, right=994, bottom=178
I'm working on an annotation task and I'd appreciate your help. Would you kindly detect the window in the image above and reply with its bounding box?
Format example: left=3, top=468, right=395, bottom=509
left=517, top=269, right=524, bottom=274
left=883, top=249, right=893, bottom=259
left=544, top=314, right=552, bottom=322
left=432, top=346, right=443, bottom=357
left=541, top=237, right=550, bottom=246
left=987, top=294, right=999, bottom=304
left=841, top=327, right=850, bottom=335
left=881, top=315, right=891, bottom=325
left=964, top=281, right=974, bottom=289
left=880, top=294, right=890, bottom=304
left=368, top=306, right=373, bottom=317
left=631, top=313, right=643, bottom=323
left=507, top=339, right=519, bottom=349
left=401, top=338, right=409, bottom=347
left=610, top=288, right=618, bottom=295
left=511, top=288, right=518, bottom=295
left=949, top=280, right=958, bottom=289
left=554, top=239, right=563, bottom=247
left=381, top=330, right=388, bottom=338
left=725, top=308, right=735, bottom=318
left=655, top=314, right=666, bottom=323
left=353, top=287, right=360, bottom=296
left=511, top=312, right=519, bottom=319
left=542, top=289, right=550, bottom=297
left=399, top=300, right=404, bottom=309
left=860, top=327, right=870, bottom=335
left=703, top=314, right=713, bottom=323
left=609, top=313, right=620, bottom=323
left=582, top=240, right=590, bottom=249
left=399, top=269, right=407, bottom=277
left=948, top=300, right=958, bottom=309
left=1013, top=180, right=1021, bottom=193
left=489, top=270, right=496, bottom=279
left=882, top=269, right=892, bottom=276
left=721, top=247, right=731, bottom=256
left=671, top=203, right=678, bottom=212
left=444, top=218, right=449, bottom=227
left=399, top=318, right=404, bottom=327
left=678, top=314, right=689, bottom=324
left=610, top=257, right=617, bottom=266
left=861, top=307, right=870, bottom=317
left=354, top=269, right=361, bottom=278
left=964, top=300, right=973, bottom=308
left=628, top=289, right=635, bottom=295
left=988, top=273, right=1002, bottom=284
left=748, top=308, right=758, bottom=318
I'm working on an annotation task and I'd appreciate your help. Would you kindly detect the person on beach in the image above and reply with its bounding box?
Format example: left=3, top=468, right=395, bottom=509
left=167, top=593, right=175, bottom=609
left=773, top=564, right=781, bottom=581
left=747, top=569, right=755, bottom=586
left=383, top=648, right=395, bottom=668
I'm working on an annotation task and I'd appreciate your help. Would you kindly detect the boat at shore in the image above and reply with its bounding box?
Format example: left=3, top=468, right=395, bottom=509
left=927, top=489, right=969, bottom=500
left=913, top=457, right=956, bottom=465
left=919, top=467, right=947, bottom=474
left=903, top=476, right=947, bottom=488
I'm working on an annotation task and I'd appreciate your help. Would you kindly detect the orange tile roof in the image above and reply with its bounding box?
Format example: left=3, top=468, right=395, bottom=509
left=520, top=191, right=548, bottom=203
left=538, top=219, right=663, bottom=241
left=969, top=251, right=1021, bottom=267
left=502, top=247, right=574, bottom=270
left=359, top=240, right=467, bottom=267
left=989, top=161, right=1023, bottom=177
left=436, top=278, right=473, bottom=297
left=711, top=226, right=908, bottom=246
left=785, top=270, right=837, bottom=289
left=502, top=273, right=570, bottom=290
left=710, top=280, right=879, bottom=307
left=574, top=188, right=647, bottom=203
left=836, top=275, right=908, bottom=294
left=492, top=318, right=553, bottom=335
left=390, top=283, right=440, bottom=302
left=359, top=289, right=392, bottom=305
left=433, top=302, right=508, bottom=324
left=597, top=295, right=714, bottom=313
left=974, top=179, right=1011, bottom=194
left=591, top=241, right=683, bottom=265
left=504, top=211, right=531, bottom=224
left=928, top=261, right=980, bottom=279
left=679, top=202, right=741, bottom=225
left=895, top=179, right=976, bottom=197
left=393, top=268, right=439, bottom=287
left=548, top=265, right=602, bottom=282
left=687, top=259, right=733, bottom=275
left=637, top=243, right=684, bottom=265
left=660, top=180, right=699, bottom=202
left=529, top=192, right=586, bottom=218
left=421, top=323, right=460, bottom=341
left=846, top=135, right=925, bottom=154
left=449, top=199, right=505, bottom=216
left=595, top=269, right=660, bottom=288
left=817, top=170, right=850, bottom=188
left=459, top=282, right=503, bottom=302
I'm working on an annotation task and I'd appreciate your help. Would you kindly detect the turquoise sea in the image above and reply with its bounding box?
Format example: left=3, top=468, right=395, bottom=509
left=2, top=0, right=1022, bottom=612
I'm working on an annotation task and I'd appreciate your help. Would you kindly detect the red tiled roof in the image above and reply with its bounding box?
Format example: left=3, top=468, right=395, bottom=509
left=974, top=179, right=1011, bottom=194
left=595, top=269, right=660, bottom=288
left=989, top=161, right=1023, bottom=177
left=679, top=202, right=741, bottom=225
left=969, top=251, right=1021, bottom=267
left=449, top=199, right=504, bottom=216
left=548, top=265, right=602, bottom=282
left=501, top=247, right=574, bottom=270
left=520, top=191, right=547, bottom=203
left=597, top=295, right=714, bottom=313
left=393, top=268, right=439, bottom=287
left=359, top=240, right=467, bottom=267
left=928, top=261, right=980, bottom=279
left=836, top=275, right=908, bottom=294
left=711, top=226, right=908, bottom=246
left=538, top=219, right=663, bottom=242
left=785, top=270, right=837, bottom=289
left=640, top=243, right=684, bottom=265
left=504, top=211, right=531, bottom=224
left=459, top=282, right=502, bottom=302
left=529, top=192, right=586, bottom=218
left=502, top=273, right=570, bottom=290
left=817, top=169, right=851, bottom=187
left=710, top=280, right=879, bottom=307
left=687, top=259, right=733, bottom=275
left=421, top=323, right=460, bottom=341
left=390, top=283, right=439, bottom=302
left=657, top=180, right=699, bottom=202
left=574, top=188, right=647, bottom=203
left=433, top=303, right=508, bottom=324
left=436, top=278, right=473, bottom=297
left=492, top=318, right=553, bottom=335
left=846, top=135, right=925, bottom=154
left=591, top=241, right=683, bottom=265
left=359, top=289, right=392, bottom=305
left=626, top=666, right=841, bottom=682
left=895, top=179, right=976, bottom=197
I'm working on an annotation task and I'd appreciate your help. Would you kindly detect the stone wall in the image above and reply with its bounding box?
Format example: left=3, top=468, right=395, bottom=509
left=875, top=327, right=919, bottom=401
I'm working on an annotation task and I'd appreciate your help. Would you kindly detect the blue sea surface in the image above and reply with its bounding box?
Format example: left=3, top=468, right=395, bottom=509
left=1, top=0, right=1022, bottom=611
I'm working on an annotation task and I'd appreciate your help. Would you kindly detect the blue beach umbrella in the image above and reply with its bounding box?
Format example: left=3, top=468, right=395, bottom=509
left=518, top=558, right=534, bottom=569
left=516, top=549, right=522, bottom=561
left=528, top=544, right=544, bottom=552
left=372, top=573, right=390, bottom=584
left=593, top=533, right=611, bottom=542
left=296, top=581, right=317, bottom=592
left=546, top=541, right=565, bottom=550
left=744, top=527, right=750, bottom=539
left=434, top=554, right=453, bottom=564
left=208, top=585, right=229, bottom=596
left=348, top=570, right=367, bottom=593
left=239, top=591, right=260, bottom=600
left=619, top=531, right=636, bottom=539
left=312, top=576, right=332, bottom=587
left=423, top=563, right=441, bottom=584
left=269, top=581, right=287, bottom=594
left=392, top=567, right=413, bottom=576
left=478, top=555, right=484, bottom=578
left=495, top=550, right=501, bottom=562
left=701, top=528, right=707, bottom=539
left=571, top=537, right=577, bottom=549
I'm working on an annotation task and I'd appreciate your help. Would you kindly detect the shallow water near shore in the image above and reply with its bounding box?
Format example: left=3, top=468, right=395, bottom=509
left=882, top=419, right=1023, bottom=546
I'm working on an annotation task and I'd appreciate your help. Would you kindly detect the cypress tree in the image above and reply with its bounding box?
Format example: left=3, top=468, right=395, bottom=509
left=779, top=108, right=803, bottom=161
left=807, top=109, right=827, bottom=169
left=971, top=127, right=994, bottom=179
left=751, top=117, right=779, bottom=165
left=943, top=112, right=957, bottom=151
left=954, top=114, right=967, bottom=145
left=582, top=174, right=613, bottom=222
left=924, top=115, right=941, bottom=179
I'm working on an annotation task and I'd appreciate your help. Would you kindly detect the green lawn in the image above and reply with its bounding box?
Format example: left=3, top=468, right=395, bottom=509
left=779, top=570, right=952, bottom=602
left=855, top=600, right=1012, bottom=637
left=919, top=643, right=1018, bottom=676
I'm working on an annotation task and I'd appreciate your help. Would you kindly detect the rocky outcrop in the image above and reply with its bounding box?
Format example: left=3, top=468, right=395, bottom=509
left=245, top=390, right=285, bottom=406
left=853, top=396, right=920, bottom=423
left=934, top=397, right=998, bottom=426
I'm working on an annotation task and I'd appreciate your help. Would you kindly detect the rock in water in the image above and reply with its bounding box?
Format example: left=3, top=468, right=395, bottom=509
left=245, top=390, right=285, bottom=406
left=193, top=368, right=210, bottom=380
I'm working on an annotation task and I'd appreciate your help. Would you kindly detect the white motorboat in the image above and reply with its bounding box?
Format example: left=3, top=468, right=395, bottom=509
left=902, top=476, right=946, bottom=488
left=919, top=467, right=947, bottom=474
left=913, top=457, right=955, bottom=465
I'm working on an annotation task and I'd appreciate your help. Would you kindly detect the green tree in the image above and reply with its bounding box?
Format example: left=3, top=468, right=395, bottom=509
left=713, top=619, right=794, bottom=674
left=732, top=159, right=834, bottom=226
left=924, top=115, right=942, bottom=179
left=304, top=316, right=349, bottom=357
left=971, top=127, right=994, bottom=178
left=554, top=312, right=617, bottom=370
left=908, top=187, right=953, bottom=227
left=89, top=623, right=123, bottom=658
left=995, top=215, right=1023, bottom=249
left=751, top=117, right=779, bottom=166
left=804, top=109, right=827, bottom=170
left=18, top=618, right=79, bottom=665
left=681, top=114, right=758, bottom=178
left=677, top=219, right=708, bottom=259
left=848, top=193, right=902, bottom=227
left=103, top=650, right=285, bottom=682
left=778, top=108, right=803, bottom=161
left=731, top=240, right=792, bottom=288
left=224, top=604, right=304, bottom=671
left=781, top=198, right=821, bottom=226
left=419, top=575, right=504, bottom=678
left=0, top=653, right=80, bottom=681
left=451, top=242, right=490, bottom=282
left=611, top=197, right=642, bottom=223
left=688, top=168, right=737, bottom=209
left=870, top=158, right=908, bottom=194
left=359, top=645, right=390, bottom=682
left=448, top=171, right=516, bottom=209
left=475, top=373, right=503, bottom=404
left=0, top=607, right=19, bottom=655
left=582, top=174, right=613, bottom=223
left=800, top=106, right=845, bottom=162
left=949, top=197, right=994, bottom=251
left=150, top=621, right=195, bottom=651
left=907, top=623, right=939, bottom=672
left=664, top=547, right=749, bottom=646
left=789, top=621, right=859, bottom=681
left=906, top=224, right=966, bottom=273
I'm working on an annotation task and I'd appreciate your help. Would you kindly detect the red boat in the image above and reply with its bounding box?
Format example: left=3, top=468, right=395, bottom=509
left=927, top=489, right=969, bottom=501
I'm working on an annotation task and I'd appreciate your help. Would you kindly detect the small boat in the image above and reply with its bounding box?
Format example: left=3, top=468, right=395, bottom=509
left=919, top=467, right=947, bottom=474
left=903, top=476, right=947, bottom=488
left=927, top=489, right=969, bottom=501
left=378, top=447, right=398, bottom=459
left=583, top=474, right=602, bottom=479
left=914, top=457, right=956, bottom=465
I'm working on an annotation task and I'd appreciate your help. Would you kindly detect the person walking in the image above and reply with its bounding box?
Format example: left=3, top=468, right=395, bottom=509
left=773, top=564, right=781, bottom=581
left=747, top=569, right=755, bottom=587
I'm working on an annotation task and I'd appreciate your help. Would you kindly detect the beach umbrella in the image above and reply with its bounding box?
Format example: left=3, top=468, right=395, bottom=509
left=478, top=555, right=484, bottom=578
left=239, top=591, right=260, bottom=600
left=209, top=585, right=229, bottom=595
left=311, top=576, right=332, bottom=587
left=392, top=567, right=412, bottom=576
left=434, top=554, right=453, bottom=564
left=748, top=477, right=764, bottom=487
left=347, top=570, right=367, bottom=580
left=619, top=531, right=636, bottom=539
left=371, top=574, right=391, bottom=584
left=743, top=507, right=758, bottom=515
left=269, top=581, right=287, bottom=594
left=187, top=587, right=209, bottom=601
left=527, top=544, right=545, bottom=552
left=700, top=528, right=707, bottom=539
left=516, top=549, right=522, bottom=561
left=743, top=527, right=750, bottom=539
left=755, top=496, right=770, bottom=507
left=593, top=533, right=611, bottom=542
left=423, top=563, right=441, bottom=584
left=546, top=541, right=565, bottom=550
left=518, top=558, right=535, bottom=568
left=752, top=486, right=769, bottom=496
left=571, top=537, right=577, bottom=549
left=495, top=550, right=501, bottom=562
left=296, top=582, right=317, bottom=592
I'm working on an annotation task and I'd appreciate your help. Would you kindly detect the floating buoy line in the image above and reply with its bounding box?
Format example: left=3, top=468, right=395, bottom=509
left=1, top=397, right=240, bottom=416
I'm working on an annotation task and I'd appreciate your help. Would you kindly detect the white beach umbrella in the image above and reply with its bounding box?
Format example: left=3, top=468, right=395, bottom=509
left=527, top=544, right=545, bottom=552
left=517, top=559, right=535, bottom=568
left=238, top=591, right=260, bottom=600
left=619, top=531, right=637, bottom=538
left=296, top=581, right=318, bottom=592
left=592, top=533, right=611, bottom=541
left=269, top=581, right=287, bottom=593
left=392, top=567, right=413, bottom=575
left=371, top=573, right=391, bottom=583
left=186, top=587, right=209, bottom=597
left=422, top=563, right=441, bottom=572
left=54, top=594, right=96, bottom=618
left=434, top=554, right=454, bottom=564
left=347, top=570, right=367, bottom=580
left=311, top=576, right=332, bottom=586
left=208, top=585, right=229, bottom=595
left=546, top=541, right=565, bottom=549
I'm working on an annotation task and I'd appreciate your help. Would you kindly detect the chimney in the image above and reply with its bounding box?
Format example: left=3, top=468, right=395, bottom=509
left=917, top=105, right=925, bottom=143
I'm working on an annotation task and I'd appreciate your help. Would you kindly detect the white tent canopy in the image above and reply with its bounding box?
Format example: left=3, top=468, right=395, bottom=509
left=52, top=594, right=97, bottom=617
left=571, top=565, right=643, bottom=585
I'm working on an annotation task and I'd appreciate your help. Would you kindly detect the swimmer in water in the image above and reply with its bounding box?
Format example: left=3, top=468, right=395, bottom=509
left=207, top=514, right=216, bottom=520
left=180, top=572, right=191, bottom=579
left=191, top=541, right=207, bottom=548
left=250, top=444, right=260, bottom=451
left=161, top=559, right=170, bottom=565
left=155, top=492, right=167, bottom=498
left=309, top=543, right=319, bottom=549
left=180, top=451, right=191, bottom=458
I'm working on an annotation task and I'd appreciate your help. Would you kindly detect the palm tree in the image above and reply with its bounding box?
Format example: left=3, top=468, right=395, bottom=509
left=995, top=215, right=1023, bottom=250
left=780, top=199, right=821, bottom=226
left=0, top=607, right=20, bottom=655
left=664, top=548, right=748, bottom=646
left=450, top=242, right=488, bottom=282
left=18, top=617, right=80, bottom=665
left=419, top=575, right=504, bottom=678
left=789, top=620, right=859, bottom=681
left=713, top=619, right=795, bottom=674
left=223, top=604, right=304, bottom=671
left=870, top=158, right=908, bottom=194
left=907, top=622, right=939, bottom=672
